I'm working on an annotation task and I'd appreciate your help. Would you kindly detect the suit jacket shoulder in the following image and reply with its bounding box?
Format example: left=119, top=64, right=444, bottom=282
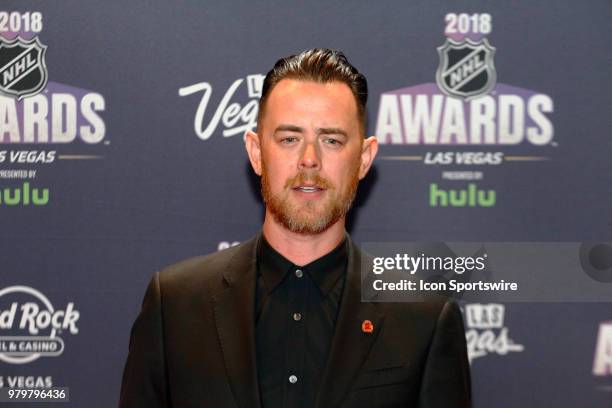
left=157, top=234, right=259, bottom=301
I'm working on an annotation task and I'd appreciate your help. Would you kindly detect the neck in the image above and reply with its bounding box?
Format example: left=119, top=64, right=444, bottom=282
left=262, top=211, right=346, bottom=266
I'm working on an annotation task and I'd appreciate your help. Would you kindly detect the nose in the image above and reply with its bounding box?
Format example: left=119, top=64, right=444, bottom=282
left=299, top=141, right=321, bottom=170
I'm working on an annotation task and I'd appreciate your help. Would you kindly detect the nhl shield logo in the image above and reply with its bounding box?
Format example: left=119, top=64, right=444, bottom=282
left=0, top=36, right=48, bottom=100
left=436, top=38, right=496, bottom=100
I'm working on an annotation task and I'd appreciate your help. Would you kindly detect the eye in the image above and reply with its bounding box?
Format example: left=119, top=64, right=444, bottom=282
left=323, top=138, right=343, bottom=146
left=280, top=136, right=299, bottom=144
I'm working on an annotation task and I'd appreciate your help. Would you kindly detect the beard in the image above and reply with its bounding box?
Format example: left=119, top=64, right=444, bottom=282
left=261, top=159, right=360, bottom=235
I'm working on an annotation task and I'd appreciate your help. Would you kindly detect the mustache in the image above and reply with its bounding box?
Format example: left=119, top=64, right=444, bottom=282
left=284, top=172, right=334, bottom=189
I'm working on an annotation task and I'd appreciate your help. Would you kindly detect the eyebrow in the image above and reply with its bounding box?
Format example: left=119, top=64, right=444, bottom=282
left=273, top=124, right=348, bottom=137
left=274, top=124, right=304, bottom=134
left=317, top=127, right=348, bottom=137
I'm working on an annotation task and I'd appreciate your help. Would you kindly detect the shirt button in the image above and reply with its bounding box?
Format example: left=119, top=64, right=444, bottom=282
left=293, top=312, right=302, bottom=321
left=295, top=269, right=303, bottom=278
left=288, top=375, right=298, bottom=384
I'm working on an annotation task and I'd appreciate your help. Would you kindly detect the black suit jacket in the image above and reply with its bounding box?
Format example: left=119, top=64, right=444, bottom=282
left=119, top=233, right=471, bottom=407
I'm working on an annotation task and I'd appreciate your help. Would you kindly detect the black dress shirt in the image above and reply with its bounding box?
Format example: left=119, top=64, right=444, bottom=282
left=255, top=234, right=348, bottom=408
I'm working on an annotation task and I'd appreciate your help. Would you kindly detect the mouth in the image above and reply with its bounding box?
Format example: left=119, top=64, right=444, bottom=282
left=293, top=185, right=325, bottom=193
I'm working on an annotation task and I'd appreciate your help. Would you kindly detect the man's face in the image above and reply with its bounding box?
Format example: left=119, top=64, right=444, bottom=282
left=252, top=79, right=371, bottom=235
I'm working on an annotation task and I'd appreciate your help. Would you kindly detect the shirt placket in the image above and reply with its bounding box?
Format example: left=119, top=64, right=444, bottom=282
left=284, top=267, right=307, bottom=407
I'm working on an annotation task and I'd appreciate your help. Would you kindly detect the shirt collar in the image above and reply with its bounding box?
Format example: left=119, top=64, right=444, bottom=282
left=257, top=233, right=348, bottom=297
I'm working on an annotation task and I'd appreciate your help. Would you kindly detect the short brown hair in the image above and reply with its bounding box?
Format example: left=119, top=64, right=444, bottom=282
left=257, top=48, right=368, bottom=133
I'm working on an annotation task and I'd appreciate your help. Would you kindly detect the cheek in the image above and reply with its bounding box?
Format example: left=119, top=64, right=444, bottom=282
left=263, top=159, right=291, bottom=187
left=330, top=165, right=355, bottom=188
left=263, top=147, right=294, bottom=171
left=336, top=152, right=361, bottom=181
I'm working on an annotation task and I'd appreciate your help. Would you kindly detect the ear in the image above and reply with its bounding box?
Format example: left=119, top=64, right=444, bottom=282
left=245, top=130, right=263, bottom=176
left=358, top=136, right=378, bottom=179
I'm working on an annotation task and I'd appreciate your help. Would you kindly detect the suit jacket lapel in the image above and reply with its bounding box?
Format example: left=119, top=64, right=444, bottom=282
left=315, top=236, right=385, bottom=408
left=211, top=234, right=262, bottom=408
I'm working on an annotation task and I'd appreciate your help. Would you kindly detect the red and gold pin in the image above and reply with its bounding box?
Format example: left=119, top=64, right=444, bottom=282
left=361, top=320, right=374, bottom=334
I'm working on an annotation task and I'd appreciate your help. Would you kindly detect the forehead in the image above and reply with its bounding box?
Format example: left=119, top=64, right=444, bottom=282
left=262, top=79, right=359, bottom=125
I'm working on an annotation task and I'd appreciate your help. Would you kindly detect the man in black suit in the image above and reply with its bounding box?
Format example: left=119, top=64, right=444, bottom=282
left=120, top=48, right=471, bottom=408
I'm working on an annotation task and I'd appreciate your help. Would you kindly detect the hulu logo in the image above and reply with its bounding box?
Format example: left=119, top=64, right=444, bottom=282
left=429, top=183, right=495, bottom=207
left=0, top=182, right=49, bottom=206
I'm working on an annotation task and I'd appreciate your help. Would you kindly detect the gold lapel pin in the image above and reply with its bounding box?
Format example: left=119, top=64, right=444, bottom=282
left=361, top=319, right=374, bottom=333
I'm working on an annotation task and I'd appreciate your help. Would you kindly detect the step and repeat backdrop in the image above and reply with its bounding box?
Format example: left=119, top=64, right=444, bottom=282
left=1, top=1, right=611, bottom=407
